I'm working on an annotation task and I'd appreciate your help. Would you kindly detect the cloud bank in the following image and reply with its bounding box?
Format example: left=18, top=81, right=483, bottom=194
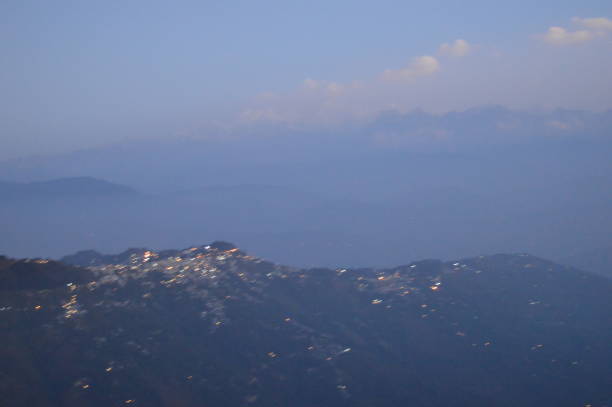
left=240, top=40, right=460, bottom=124
left=542, top=26, right=594, bottom=45
left=541, top=16, right=612, bottom=45
left=238, top=16, right=612, bottom=126
left=573, top=17, right=612, bottom=31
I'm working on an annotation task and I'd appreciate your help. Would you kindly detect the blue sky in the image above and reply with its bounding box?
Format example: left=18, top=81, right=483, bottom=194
left=1, top=0, right=612, bottom=159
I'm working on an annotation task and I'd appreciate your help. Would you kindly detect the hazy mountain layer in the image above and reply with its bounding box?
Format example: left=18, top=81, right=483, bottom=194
left=0, top=177, right=138, bottom=202
left=2, top=110, right=612, bottom=267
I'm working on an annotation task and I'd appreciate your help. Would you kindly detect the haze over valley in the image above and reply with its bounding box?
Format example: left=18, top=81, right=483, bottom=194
left=2, top=107, right=612, bottom=269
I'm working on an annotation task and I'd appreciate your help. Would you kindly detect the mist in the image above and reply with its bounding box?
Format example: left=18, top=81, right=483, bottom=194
left=2, top=107, right=611, bottom=269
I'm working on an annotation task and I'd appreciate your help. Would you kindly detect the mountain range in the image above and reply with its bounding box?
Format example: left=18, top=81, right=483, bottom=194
left=0, top=177, right=139, bottom=202
left=2, top=171, right=612, bottom=271
left=1, top=243, right=611, bottom=406
left=2, top=108, right=612, bottom=267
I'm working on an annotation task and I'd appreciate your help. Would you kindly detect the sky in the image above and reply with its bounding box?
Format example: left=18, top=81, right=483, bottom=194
left=1, top=0, right=612, bottom=160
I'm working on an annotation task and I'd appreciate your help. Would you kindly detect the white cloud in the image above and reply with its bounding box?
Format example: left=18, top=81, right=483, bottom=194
left=381, top=56, right=440, bottom=82
left=572, top=17, right=612, bottom=31
left=540, top=16, right=612, bottom=45
left=438, top=39, right=471, bottom=57
left=542, top=26, right=593, bottom=45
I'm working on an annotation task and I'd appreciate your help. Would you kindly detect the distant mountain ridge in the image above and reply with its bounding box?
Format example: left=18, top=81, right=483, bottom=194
left=1, top=244, right=611, bottom=406
left=0, top=177, right=139, bottom=201
left=2, top=106, right=612, bottom=189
